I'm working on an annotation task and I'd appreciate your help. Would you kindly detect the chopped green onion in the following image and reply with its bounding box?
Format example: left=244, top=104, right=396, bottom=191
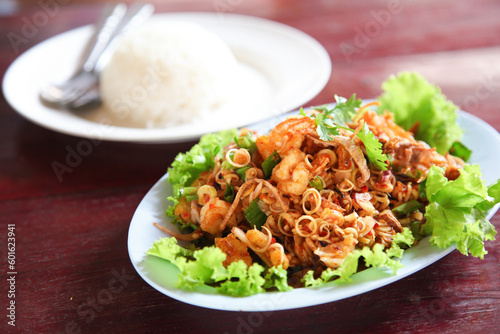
left=309, top=176, right=325, bottom=190
left=224, top=183, right=235, bottom=202
left=221, top=161, right=232, bottom=170
left=262, top=150, right=281, bottom=179
left=235, top=133, right=257, bottom=153
left=244, top=199, right=267, bottom=229
left=418, top=180, right=427, bottom=200
left=180, top=187, right=198, bottom=202
left=236, top=166, right=251, bottom=181
left=404, top=169, right=423, bottom=180
left=221, top=152, right=236, bottom=170
left=449, top=141, right=472, bottom=162
left=409, top=221, right=425, bottom=241
left=392, top=200, right=421, bottom=218
left=178, top=221, right=199, bottom=233
left=387, top=154, right=394, bottom=168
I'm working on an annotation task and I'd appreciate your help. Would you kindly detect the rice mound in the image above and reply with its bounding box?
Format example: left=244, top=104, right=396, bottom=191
left=100, top=21, right=238, bottom=128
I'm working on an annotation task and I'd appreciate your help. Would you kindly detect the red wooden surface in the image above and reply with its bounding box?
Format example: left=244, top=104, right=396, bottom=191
left=1, top=0, right=500, bottom=333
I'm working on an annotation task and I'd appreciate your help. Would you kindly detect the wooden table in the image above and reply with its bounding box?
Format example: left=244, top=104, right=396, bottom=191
left=1, top=0, right=499, bottom=333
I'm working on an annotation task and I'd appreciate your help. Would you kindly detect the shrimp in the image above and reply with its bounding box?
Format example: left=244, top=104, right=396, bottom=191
left=174, top=197, right=192, bottom=223
left=246, top=228, right=272, bottom=251
left=310, top=152, right=331, bottom=176
left=199, top=198, right=234, bottom=235
left=256, top=116, right=316, bottom=159
left=215, top=233, right=253, bottom=267
left=361, top=110, right=414, bottom=140
left=314, top=237, right=357, bottom=268
left=232, top=227, right=289, bottom=269
left=271, top=148, right=311, bottom=196
left=267, top=243, right=289, bottom=269
left=293, top=235, right=315, bottom=267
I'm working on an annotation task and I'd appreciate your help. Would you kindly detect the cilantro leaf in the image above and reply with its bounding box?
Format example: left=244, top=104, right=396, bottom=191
left=356, top=122, right=388, bottom=170
left=307, top=95, right=387, bottom=170
left=308, top=94, right=362, bottom=141
left=313, top=94, right=362, bottom=127
left=314, top=112, right=340, bottom=141
left=330, top=94, right=362, bottom=124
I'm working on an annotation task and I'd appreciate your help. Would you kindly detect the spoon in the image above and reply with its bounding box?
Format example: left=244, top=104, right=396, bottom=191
left=39, top=3, right=154, bottom=109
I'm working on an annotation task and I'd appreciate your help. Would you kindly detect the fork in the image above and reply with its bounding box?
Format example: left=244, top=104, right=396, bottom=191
left=39, top=3, right=154, bottom=109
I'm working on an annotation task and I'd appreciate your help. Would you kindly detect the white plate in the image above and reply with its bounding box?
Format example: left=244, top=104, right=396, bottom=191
left=127, top=108, right=500, bottom=311
left=2, top=12, right=331, bottom=143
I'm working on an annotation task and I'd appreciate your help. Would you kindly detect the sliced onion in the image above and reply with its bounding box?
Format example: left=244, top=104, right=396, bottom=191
left=334, top=136, right=370, bottom=182
left=153, top=222, right=203, bottom=241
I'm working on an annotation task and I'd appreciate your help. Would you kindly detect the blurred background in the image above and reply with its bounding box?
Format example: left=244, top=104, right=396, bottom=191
left=3, top=0, right=499, bottom=115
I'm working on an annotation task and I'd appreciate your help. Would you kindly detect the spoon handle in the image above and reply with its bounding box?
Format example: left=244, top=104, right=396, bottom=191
left=78, top=3, right=127, bottom=73
left=93, top=3, right=155, bottom=71
left=78, top=3, right=155, bottom=74
left=114, top=3, right=156, bottom=36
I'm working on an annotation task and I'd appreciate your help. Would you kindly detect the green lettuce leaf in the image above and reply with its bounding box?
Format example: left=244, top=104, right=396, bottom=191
left=166, top=129, right=237, bottom=217
left=147, top=237, right=292, bottom=296
left=146, top=236, right=193, bottom=267
left=377, top=72, right=462, bottom=154
left=263, top=266, right=293, bottom=292
left=421, top=165, right=498, bottom=258
left=429, top=165, right=488, bottom=209
left=216, top=261, right=266, bottom=296
left=302, top=228, right=414, bottom=286
left=476, top=179, right=500, bottom=211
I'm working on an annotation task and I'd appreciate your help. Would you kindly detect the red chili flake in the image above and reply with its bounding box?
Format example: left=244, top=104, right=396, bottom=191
left=361, top=185, right=369, bottom=192
left=204, top=194, right=210, bottom=203
left=374, top=223, right=379, bottom=228
left=271, top=237, right=276, bottom=244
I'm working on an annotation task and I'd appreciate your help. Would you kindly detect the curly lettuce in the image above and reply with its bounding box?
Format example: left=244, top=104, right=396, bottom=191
left=377, top=71, right=463, bottom=154
left=303, top=228, right=415, bottom=286
left=421, top=165, right=497, bottom=258
left=147, top=237, right=292, bottom=296
left=166, top=129, right=237, bottom=218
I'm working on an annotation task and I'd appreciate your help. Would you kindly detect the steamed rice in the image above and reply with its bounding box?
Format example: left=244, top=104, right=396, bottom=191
left=100, top=21, right=238, bottom=128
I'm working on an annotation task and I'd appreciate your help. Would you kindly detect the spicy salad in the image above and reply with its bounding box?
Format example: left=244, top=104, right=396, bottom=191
left=146, top=72, right=499, bottom=297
